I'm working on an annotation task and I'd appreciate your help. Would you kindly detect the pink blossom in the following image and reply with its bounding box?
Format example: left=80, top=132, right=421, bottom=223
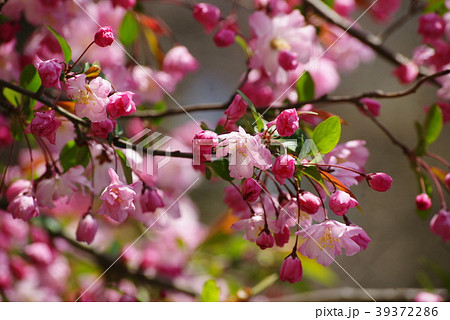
left=111, top=0, right=136, bottom=9
left=66, top=74, right=111, bottom=121
left=418, top=13, right=446, bottom=42
left=90, top=119, right=116, bottom=139
left=224, top=94, right=248, bottom=123
left=414, top=292, right=443, bottom=302
left=25, top=242, right=53, bottom=266
left=360, top=98, right=381, bottom=117
left=278, top=50, right=298, bottom=71
left=0, top=21, right=20, bottom=44
left=36, top=166, right=91, bottom=209
left=192, top=130, right=218, bottom=172
left=192, top=3, right=220, bottom=33
left=106, top=91, right=136, bottom=119
left=274, top=225, right=290, bottom=247
left=231, top=213, right=265, bottom=241
left=25, top=110, right=61, bottom=144
left=366, top=172, right=393, bottom=192
left=329, top=190, right=358, bottom=216
left=297, top=220, right=370, bottom=266
left=430, top=209, right=450, bottom=242
left=94, top=26, right=115, bottom=47
left=308, top=58, right=340, bottom=97
left=272, top=155, right=296, bottom=184
left=249, top=10, right=315, bottom=84
left=241, top=178, right=262, bottom=202
left=256, top=230, right=274, bottom=250
left=224, top=186, right=251, bottom=218
left=98, top=168, right=142, bottom=223
left=416, top=193, right=432, bottom=211
left=393, top=62, right=419, bottom=84
left=7, top=194, right=39, bottom=221
left=140, top=188, right=165, bottom=213
left=162, top=46, right=199, bottom=79
left=299, top=191, right=321, bottom=215
left=350, top=227, right=371, bottom=251
left=76, top=214, right=98, bottom=245
left=131, top=66, right=177, bottom=104
left=214, top=28, right=236, bottom=47
left=216, top=127, right=272, bottom=180
left=6, top=179, right=32, bottom=202
left=280, top=255, right=303, bottom=283
left=274, top=108, right=299, bottom=137
left=34, top=57, right=62, bottom=89
left=325, top=140, right=369, bottom=175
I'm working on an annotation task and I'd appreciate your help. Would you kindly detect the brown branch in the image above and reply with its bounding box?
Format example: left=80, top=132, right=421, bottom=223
left=47, top=229, right=197, bottom=297
left=132, top=70, right=450, bottom=118
left=271, top=287, right=448, bottom=302
left=0, top=79, right=194, bottom=159
left=304, top=0, right=434, bottom=77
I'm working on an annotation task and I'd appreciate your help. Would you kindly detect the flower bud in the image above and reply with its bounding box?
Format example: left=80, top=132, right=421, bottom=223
left=241, top=178, right=261, bottom=202
left=445, top=173, right=450, bottom=189
left=0, top=21, right=20, bottom=44
left=392, top=62, right=419, bottom=84
left=106, top=91, right=136, bottom=119
left=90, top=119, right=116, bottom=139
left=256, top=230, right=274, bottom=250
left=415, top=193, right=432, bottom=211
left=275, top=108, right=299, bottom=137
left=278, top=50, right=298, bottom=71
left=272, top=155, right=296, bottom=185
left=0, top=115, right=13, bottom=148
left=366, top=172, right=393, bottom=192
left=299, top=191, right=321, bottom=215
left=7, top=194, right=40, bottom=221
left=140, top=188, right=165, bottom=213
left=274, top=225, right=290, bottom=247
left=224, top=94, right=248, bottom=123
left=280, top=255, right=303, bottom=283
left=329, top=190, right=358, bottom=216
left=112, top=0, right=136, bottom=9
left=192, top=3, right=220, bottom=33
left=418, top=13, right=445, bottom=41
left=25, top=110, right=61, bottom=145
left=6, top=179, right=32, bottom=202
left=35, top=57, right=63, bottom=90
left=430, top=209, right=450, bottom=242
left=360, top=98, right=381, bottom=117
left=25, top=242, right=53, bottom=265
left=213, top=28, right=235, bottom=47
left=193, top=130, right=218, bottom=172
left=76, top=214, right=98, bottom=245
left=94, top=26, right=115, bottom=47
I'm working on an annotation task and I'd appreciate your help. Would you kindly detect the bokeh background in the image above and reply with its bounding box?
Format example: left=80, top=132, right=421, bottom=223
left=144, top=0, right=450, bottom=293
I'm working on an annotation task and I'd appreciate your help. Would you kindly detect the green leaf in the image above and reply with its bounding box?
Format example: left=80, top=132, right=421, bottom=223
left=59, top=141, right=90, bottom=172
left=20, top=65, right=41, bottom=93
left=3, top=87, right=21, bottom=107
left=296, top=71, right=315, bottom=102
left=322, top=0, right=335, bottom=8
left=235, top=35, right=251, bottom=57
left=119, top=11, right=139, bottom=46
left=201, top=279, right=220, bottom=302
left=47, top=25, right=72, bottom=63
left=312, top=116, right=341, bottom=154
left=415, top=121, right=426, bottom=156
left=208, top=159, right=233, bottom=181
left=424, top=105, right=443, bottom=145
left=236, top=90, right=265, bottom=132
left=115, top=149, right=133, bottom=184
left=300, top=166, right=330, bottom=196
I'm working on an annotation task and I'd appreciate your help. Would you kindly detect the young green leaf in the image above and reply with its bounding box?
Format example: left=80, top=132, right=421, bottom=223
left=115, top=149, right=133, bottom=184
left=236, top=89, right=265, bottom=132
left=3, top=87, right=21, bottom=107
left=60, top=141, right=91, bottom=172
left=47, top=25, right=72, bottom=63
left=424, top=104, right=443, bottom=146
left=201, top=279, right=220, bottom=302
left=208, top=159, right=233, bottom=181
left=296, top=71, right=315, bottom=102
left=20, top=65, right=41, bottom=93
left=312, top=116, right=341, bottom=154
left=119, top=11, right=139, bottom=46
